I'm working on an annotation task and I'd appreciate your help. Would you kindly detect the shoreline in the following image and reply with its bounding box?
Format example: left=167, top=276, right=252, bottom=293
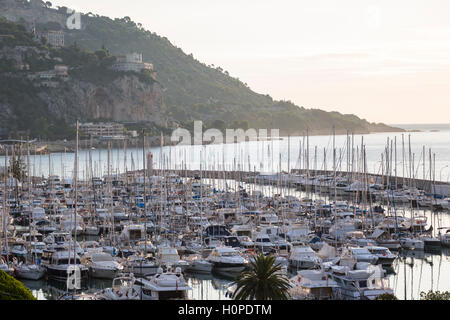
left=0, top=128, right=409, bottom=155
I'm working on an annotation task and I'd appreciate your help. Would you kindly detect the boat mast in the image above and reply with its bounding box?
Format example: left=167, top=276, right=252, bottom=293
left=142, top=130, right=147, bottom=255
left=3, top=148, right=9, bottom=264
left=72, top=120, right=79, bottom=294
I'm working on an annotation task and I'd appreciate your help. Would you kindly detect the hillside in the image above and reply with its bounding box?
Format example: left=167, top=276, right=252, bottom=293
left=0, top=16, right=165, bottom=139
left=0, top=0, right=403, bottom=138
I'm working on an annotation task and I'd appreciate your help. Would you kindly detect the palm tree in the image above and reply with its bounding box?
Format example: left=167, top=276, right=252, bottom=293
left=232, top=253, right=291, bottom=300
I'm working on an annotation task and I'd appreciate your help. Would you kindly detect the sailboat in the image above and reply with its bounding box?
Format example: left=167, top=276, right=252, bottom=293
left=185, top=161, right=213, bottom=274
left=13, top=143, right=47, bottom=281
left=14, top=262, right=46, bottom=280
left=0, top=258, right=14, bottom=276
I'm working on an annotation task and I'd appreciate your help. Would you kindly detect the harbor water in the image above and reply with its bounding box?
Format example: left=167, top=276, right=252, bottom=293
left=2, top=124, right=450, bottom=184
left=4, top=123, right=450, bottom=300
left=20, top=181, right=450, bottom=300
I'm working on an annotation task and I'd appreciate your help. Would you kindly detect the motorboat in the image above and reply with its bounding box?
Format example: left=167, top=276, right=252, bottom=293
left=327, top=264, right=393, bottom=300
left=253, top=233, right=275, bottom=253
left=121, top=254, right=160, bottom=276
left=44, top=250, right=89, bottom=282
left=347, top=247, right=378, bottom=264
left=288, top=245, right=322, bottom=270
left=207, top=247, right=248, bottom=273
left=95, top=274, right=140, bottom=300
left=185, top=253, right=213, bottom=273
left=11, top=242, right=27, bottom=259
left=369, top=229, right=401, bottom=250
left=157, top=247, right=189, bottom=271
left=399, top=237, right=425, bottom=250
left=134, top=267, right=192, bottom=300
left=289, top=269, right=339, bottom=300
left=365, top=246, right=397, bottom=266
left=81, top=252, right=123, bottom=279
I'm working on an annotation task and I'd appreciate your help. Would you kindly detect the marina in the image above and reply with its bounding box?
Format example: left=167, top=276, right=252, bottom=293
left=1, top=125, right=450, bottom=300
left=1, top=0, right=450, bottom=307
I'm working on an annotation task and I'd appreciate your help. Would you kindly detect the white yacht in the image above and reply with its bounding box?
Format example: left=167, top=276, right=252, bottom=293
left=347, top=247, right=378, bottom=264
left=207, top=247, right=248, bottom=273
left=289, top=269, right=339, bottom=300
left=327, top=264, right=393, bottom=300
left=121, top=254, right=160, bottom=276
left=134, top=267, right=192, bottom=300
left=82, top=252, right=123, bottom=279
left=365, top=246, right=397, bottom=266
left=95, top=274, right=140, bottom=300
left=157, top=247, right=189, bottom=271
left=288, top=245, right=322, bottom=270
left=30, top=241, right=46, bottom=258
left=399, top=237, right=425, bottom=250
left=237, top=236, right=254, bottom=249
left=253, top=233, right=275, bottom=253
left=11, top=242, right=27, bottom=258
left=185, top=253, right=213, bottom=273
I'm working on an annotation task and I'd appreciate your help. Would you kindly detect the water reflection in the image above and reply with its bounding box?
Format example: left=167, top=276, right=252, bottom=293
left=22, top=248, right=449, bottom=300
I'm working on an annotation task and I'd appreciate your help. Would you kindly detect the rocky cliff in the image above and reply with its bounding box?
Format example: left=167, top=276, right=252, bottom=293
left=37, top=75, right=166, bottom=124
left=0, top=15, right=167, bottom=138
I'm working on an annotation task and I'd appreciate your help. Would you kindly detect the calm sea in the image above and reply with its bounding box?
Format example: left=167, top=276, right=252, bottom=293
left=2, top=124, right=450, bottom=183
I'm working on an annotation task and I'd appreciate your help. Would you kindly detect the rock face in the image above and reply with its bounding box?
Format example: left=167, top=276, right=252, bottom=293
left=37, top=75, right=167, bottom=126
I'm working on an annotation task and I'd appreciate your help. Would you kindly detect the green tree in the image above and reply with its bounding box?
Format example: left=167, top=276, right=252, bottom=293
left=0, top=270, right=36, bottom=300
left=232, top=253, right=291, bottom=300
left=420, top=290, right=450, bottom=300
left=212, top=119, right=226, bottom=132
left=375, top=293, right=398, bottom=300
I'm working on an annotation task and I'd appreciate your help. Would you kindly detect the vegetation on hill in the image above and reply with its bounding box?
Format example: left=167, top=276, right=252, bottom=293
left=0, top=16, right=35, bottom=48
left=0, top=18, right=128, bottom=139
left=61, top=13, right=401, bottom=135
left=0, top=4, right=403, bottom=139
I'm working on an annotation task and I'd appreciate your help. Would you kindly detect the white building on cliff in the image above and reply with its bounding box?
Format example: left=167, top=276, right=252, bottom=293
left=111, top=52, right=153, bottom=72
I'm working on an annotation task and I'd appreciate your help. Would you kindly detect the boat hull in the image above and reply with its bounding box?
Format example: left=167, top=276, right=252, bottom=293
left=211, top=262, right=246, bottom=273
left=186, top=261, right=213, bottom=273
left=46, top=265, right=89, bottom=282
left=89, top=267, right=120, bottom=280
left=14, top=267, right=46, bottom=280
left=288, top=259, right=319, bottom=270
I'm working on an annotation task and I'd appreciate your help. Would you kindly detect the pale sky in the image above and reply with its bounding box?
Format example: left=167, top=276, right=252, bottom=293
left=50, top=0, right=450, bottom=124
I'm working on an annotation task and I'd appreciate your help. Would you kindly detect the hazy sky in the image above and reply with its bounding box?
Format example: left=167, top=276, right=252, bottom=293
left=50, top=0, right=450, bottom=124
